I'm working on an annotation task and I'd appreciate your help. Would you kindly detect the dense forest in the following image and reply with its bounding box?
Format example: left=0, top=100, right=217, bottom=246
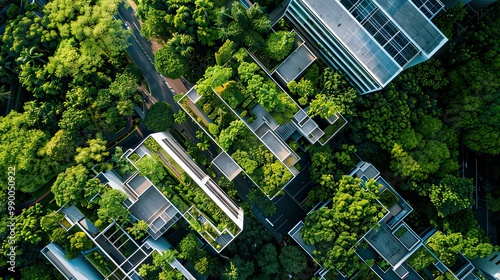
left=0, top=0, right=499, bottom=278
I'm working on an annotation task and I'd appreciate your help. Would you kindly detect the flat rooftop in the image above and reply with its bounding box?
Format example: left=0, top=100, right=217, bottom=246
left=129, top=187, right=178, bottom=226
left=275, top=44, right=316, bottom=83
left=62, top=205, right=84, bottom=224
left=365, top=226, right=409, bottom=266
left=212, top=151, right=242, bottom=181
left=261, top=131, right=293, bottom=162
left=289, top=221, right=317, bottom=258
left=294, top=0, right=447, bottom=85
left=127, top=175, right=152, bottom=196
left=302, top=0, right=401, bottom=85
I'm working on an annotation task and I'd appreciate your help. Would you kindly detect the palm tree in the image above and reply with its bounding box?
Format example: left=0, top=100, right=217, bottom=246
left=16, top=47, right=46, bottom=65
left=167, top=33, right=195, bottom=58
left=0, top=86, right=12, bottom=103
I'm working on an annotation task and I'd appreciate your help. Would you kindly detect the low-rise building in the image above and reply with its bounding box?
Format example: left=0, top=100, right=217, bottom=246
left=42, top=132, right=244, bottom=280
left=290, top=161, right=482, bottom=280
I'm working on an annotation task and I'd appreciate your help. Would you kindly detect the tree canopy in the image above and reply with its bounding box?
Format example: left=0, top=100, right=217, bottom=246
left=427, top=229, right=497, bottom=267
left=302, top=175, right=383, bottom=274
left=97, top=189, right=130, bottom=225
left=52, top=164, right=106, bottom=208
left=429, top=175, right=474, bottom=218
left=145, top=101, right=175, bottom=132
left=279, top=245, right=307, bottom=275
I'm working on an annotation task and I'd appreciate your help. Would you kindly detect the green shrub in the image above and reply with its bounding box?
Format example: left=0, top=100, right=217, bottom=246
left=265, top=31, right=295, bottom=61
left=208, top=123, right=219, bottom=136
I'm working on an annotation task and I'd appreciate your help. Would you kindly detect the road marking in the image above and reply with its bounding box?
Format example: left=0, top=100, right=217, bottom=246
left=275, top=219, right=289, bottom=231
left=292, top=180, right=312, bottom=199
left=265, top=218, right=274, bottom=227
left=271, top=214, right=284, bottom=224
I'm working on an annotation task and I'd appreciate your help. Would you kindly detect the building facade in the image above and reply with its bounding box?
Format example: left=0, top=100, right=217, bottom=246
left=284, top=0, right=448, bottom=93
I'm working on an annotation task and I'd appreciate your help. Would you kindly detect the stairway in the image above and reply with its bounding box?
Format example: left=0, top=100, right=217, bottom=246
left=275, top=122, right=297, bottom=142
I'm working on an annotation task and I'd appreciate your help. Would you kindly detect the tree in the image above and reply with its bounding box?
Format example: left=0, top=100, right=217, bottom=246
left=20, top=264, right=61, bottom=280
left=429, top=175, right=473, bottom=218
left=16, top=203, right=43, bottom=244
left=97, top=189, right=130, bottom=225
left=279, top=245, right=307, bottom=275
left=145, top=101, right=174, bottom=132
left=196, top=65, right=233, bottom=94
left=301, top=176, right=383, bottom=273
left=430, top=209, right=477, bottom=235
left=308, top=69, right=358, bottom=118
left=45, top=130, right=77, bottom=163
left=216, top=39, right=236, bottom=66
left=288, top=78, right=316, bottom=105
left=265, top=31, right=295, bottom=61
left=232, top=150, right=258, bottom=174
left=486, top=194, right=500, bottom=212
left=40, top=211, right=65, bottom=233
left=138, top=263, right=161, bottom=280
left=222, top=255, right=254, bottom=280
left=427, top=229, right=498, bottom=267
left=217, top=2, right=271, bottom=50
left=108, top=70, right=139, bottom=116
left=257, top=243, right=280, bottom=275
left=58, top=107, right=93, bottom=138
left=308, top=93, right=339, bottom=119
left=174, top=110, right=187, bottom=124
left=154, top=45, right=189, bottom=79
left=319, top=67, right=358, bottom=116
left=195, top=256, right=217, bottom=276
left=69, top=231, right=93, bottom=251
left=135, top=155, right=167, bottom=185
left=52, top=165, right=90, bottom=207
left=218, top=120, right=246, bottom=150
left=261, top=161, right=292, bottom=197
left=153, top=249, right=179, bottom=268
left=255, top=83, right=280, bottom=113
left=141, top=8, right=171, bottom=42
left=440, top=5, right=500, bottom=155
left=179, top=233, right=201, bottom=262
left=193, top=0, right=219, bottom=46
left=0, top=111, right=55, bottom=192
left=406, top=247, right=436, bottom=272
left=75, top=138, right=109, bottom=167
left=127, top=220, right=149, bottom=240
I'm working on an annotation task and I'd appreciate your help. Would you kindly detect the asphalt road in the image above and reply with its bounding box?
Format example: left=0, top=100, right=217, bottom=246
left=116, top=4, right=309, bottom=239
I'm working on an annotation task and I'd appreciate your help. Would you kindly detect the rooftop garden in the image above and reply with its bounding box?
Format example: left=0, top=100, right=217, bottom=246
left=378, top=188, right=399, bottom=209
left=249, top=18, right=301, bottom=71
left=406, top=246, right=441, bottom=279
left=301, top=176, right=385, bottom=277
left=85, top=250, right=118, bottom=278
left=185, top=206, right=230, bottom=251
left=135, top=137, right=241, bottom=237
left=216, top=48, right=299, bottom=125
left=179, top=53, right=296, bottom=197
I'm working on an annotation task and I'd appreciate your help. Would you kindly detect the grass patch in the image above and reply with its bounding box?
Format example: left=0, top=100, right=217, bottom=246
left=86, top=251, right=117, bottom=277
left=128, top=152, right=140, bottom=163
left=394, top=226, right=408, bottom=238
left=158, top=148, right=185, bottom=176
left=319, top=116, right=347, bottom=144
